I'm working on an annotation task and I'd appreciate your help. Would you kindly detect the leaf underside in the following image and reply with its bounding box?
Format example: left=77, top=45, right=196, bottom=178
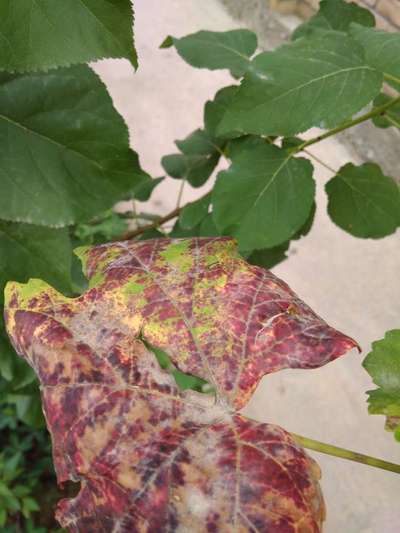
left=4, top=237, right=358, bottom=531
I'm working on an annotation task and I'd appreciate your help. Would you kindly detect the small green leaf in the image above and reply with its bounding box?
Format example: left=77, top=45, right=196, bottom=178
left=372, top=94, right=400, bottom=129
left=137, top=228, right=166, bottom=241
left=144, top=341, right=210, bottom=393
left=293, top=0, right=374, bottom=40
left=326, top=163, right=400, bottom=238
left=169, top=29, right=257, bottom=77
left=179, top=194, right=211, bottom=230
left=0, top=507, right=6, bottom=526
left=212, top=138, right=315, bottom=249
left=204, top=85, right=241, bottom=140
left=0, top=222, right=72, bottom=302
left=350, top=24, right=400, bottom=87
left=197, top=213, right=220, bottom=237
left=176, top=129, right=223, bottom=156
left=161, top=153, right=220, bottom=188
left=0, top=324, right=15, bottom=381
left=0, top=0, right=137, bottom=72
left=0, top=66, right=147, bottom=227
left=6, top=389, right=45, bottom=428
left=244, top=243, right=290, bottom=270
left=132, top=177, right=164, bottom=202
left=74, top=212, right=128, bottom=244
left=219, top=32, right=382, bottom=136
left=159, top=35, right=174, bottom=49
left=22, top=496, right=40, bottom=518
left=363, top=330, right=400, bottom=440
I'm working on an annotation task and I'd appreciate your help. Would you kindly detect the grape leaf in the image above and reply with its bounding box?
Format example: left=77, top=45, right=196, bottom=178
left=363, top=330, right=400, bottom=441
left=0, top=0, right=137, bottom=72
left=175, top=129, right=224, bottom=156
left=326, top=163, right=400, bottom=238
left=4, top=237, right=358, bottom=530
left=244, top=242, right=290, bottom=270
left=166, top=30, right=257, bottom=77
left=372, top=94, right=400, bottom=129
left=0, top=221, right=72, bottom=302
left=204, top=85, right=242, bottom=140
left=132, top=176, right=164, bottom=202
left=350, top=24, right=400, bottom=87
left=161, top=153, right=220, bottom=188
left=292, top=0, right=375, bottom=40
left=212, top=138, right=316, bottom=249
left=179, top=194, right=211, bottom=230
left=0, top=66, right=148, bottom=227
left=218, top=31, right=382, bottom=136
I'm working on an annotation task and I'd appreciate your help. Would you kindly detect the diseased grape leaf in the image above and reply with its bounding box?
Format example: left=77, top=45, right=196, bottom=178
left=363, top=330, right=400, bottom=441
left=4, top=237, right=358, bottom=531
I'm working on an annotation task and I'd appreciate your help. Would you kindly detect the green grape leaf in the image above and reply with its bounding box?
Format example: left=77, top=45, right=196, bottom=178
left=372, top=94, right=400, bottom=129
left=197, top=213, right=220, bottom=237
left=293, top=0, right=374, bottom=40
left=363, top=330, right=400, bottom=440
left=0, top=66, right=147, bottom=227
left=0, top=222, right=72, bottom=303
left=0, top=321, right=15, bottom=381
left=244, top=242, right=290, bottom=270
left=137, top=228, right=166, bottom=241
left=162, top=152, right=220, bottom=188
left=218, top=31, right=382, bottom=136
left=350, top=24, right=400, bottom=87
left=6, top=388, right=44, bottom=428
left=74, top=212, right=128, bottom=244
left=204, top=85, right=241, bottom=140
left=240, top=201, right=315, bottom=270
left=167, top=29, right=257, bottom=77
left=0, top=0, right=137, bottom=72
left=176, top=128, right=223, bottom=156
left=132, top=176, right=164, bottom=202
left=326, top=163, right=400, bottom=238
left=179, top=193, right=211, bottom=230
left=212, top=138, right=315, bottom=249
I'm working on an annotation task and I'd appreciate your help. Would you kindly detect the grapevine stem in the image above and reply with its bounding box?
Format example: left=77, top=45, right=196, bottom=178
left=293, top=95, right=400, bottom=153
left=291, top=433, right=400, bottom=474
left=176, top=178, right=186, bottom=209
left=384, top=114, right=400, bottom=129
left=383, top=72, right=400, bottom=86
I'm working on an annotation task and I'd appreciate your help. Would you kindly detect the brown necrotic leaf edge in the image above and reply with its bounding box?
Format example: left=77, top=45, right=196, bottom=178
left=4, top=237, right=358, bottom=532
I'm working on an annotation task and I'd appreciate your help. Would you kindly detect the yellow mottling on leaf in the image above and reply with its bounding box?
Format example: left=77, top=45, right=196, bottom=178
left=160, top=240, right=193, bottom=272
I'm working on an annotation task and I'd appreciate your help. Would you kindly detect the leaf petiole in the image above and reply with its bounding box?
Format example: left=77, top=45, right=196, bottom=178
left=292, top=433, right=400, bottom=474
left=293, top=95, right=400, bottom=153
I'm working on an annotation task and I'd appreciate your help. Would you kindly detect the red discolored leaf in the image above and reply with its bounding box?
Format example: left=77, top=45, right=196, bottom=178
left=4, top=237, right=358, bottom=532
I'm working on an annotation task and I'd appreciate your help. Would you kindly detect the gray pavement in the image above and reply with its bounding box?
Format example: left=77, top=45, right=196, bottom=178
left=94, top=1, right=400, bottom=531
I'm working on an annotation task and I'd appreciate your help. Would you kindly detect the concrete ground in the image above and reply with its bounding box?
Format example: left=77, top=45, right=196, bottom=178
left=94, top=1, right=400, bottom=531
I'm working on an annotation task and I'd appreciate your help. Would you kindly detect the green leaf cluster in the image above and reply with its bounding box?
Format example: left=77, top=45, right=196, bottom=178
left=159, top=0, right=399, bottom=267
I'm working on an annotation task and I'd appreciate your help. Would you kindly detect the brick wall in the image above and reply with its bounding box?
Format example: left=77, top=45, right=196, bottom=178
left=270, top=0, right=400, bottom=30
